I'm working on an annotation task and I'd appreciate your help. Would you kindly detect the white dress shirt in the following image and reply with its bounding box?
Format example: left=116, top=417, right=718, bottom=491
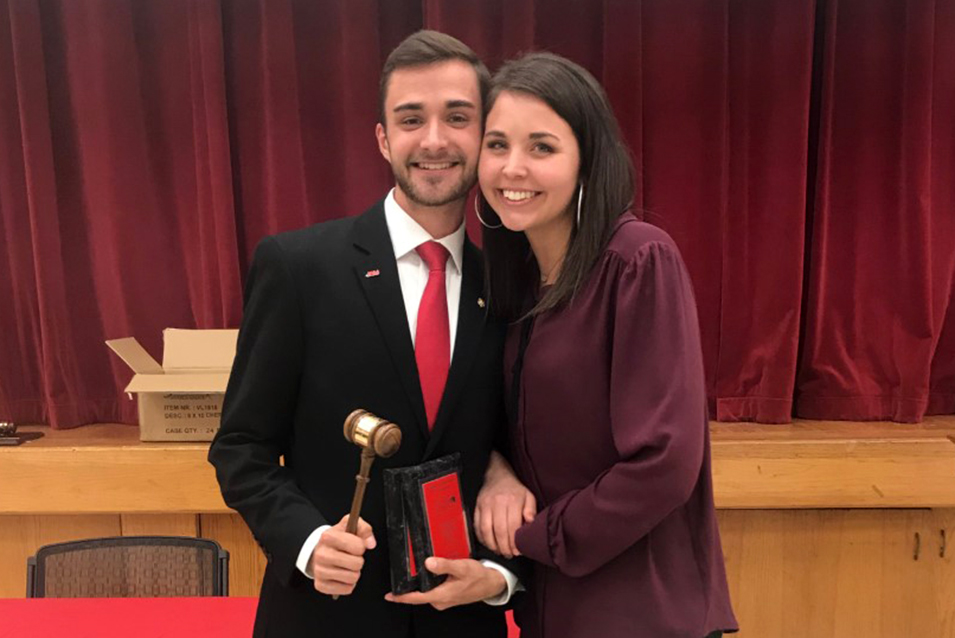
left=295, top=190, right=518, bottom=605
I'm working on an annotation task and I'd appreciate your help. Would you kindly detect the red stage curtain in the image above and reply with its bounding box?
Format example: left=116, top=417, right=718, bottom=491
left=1, top=0, right=243, bottom=426
left=1, top=0, right=953, bottom=428
left=796, top=0, right=955, bottom=421
left=428, top=1, right=817, bottom=424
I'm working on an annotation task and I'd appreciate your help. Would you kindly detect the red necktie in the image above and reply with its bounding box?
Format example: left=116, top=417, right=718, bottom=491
left=415, top=241, right=450, bottom=430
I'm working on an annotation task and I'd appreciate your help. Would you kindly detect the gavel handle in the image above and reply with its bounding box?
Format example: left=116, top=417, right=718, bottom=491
left=332, top=448, right=376, bottom=600
left=346, top=449, right=376, bottom=534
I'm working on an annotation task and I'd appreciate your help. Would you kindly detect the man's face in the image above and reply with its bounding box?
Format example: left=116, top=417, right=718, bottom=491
left=376, top=60, right=482, bottom=209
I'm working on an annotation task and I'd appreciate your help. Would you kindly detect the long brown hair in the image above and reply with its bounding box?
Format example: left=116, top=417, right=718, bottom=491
left=481, top=53, right=636, bottom=321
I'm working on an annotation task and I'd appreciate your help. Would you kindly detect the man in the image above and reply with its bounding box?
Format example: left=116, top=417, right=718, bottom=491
left=209, top=31, right=525, bottom=638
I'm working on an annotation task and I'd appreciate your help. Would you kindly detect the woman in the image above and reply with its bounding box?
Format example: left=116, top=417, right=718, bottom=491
left=474, top=53, right=737, bottom=638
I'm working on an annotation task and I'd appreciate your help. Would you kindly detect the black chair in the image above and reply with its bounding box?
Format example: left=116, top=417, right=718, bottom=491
left=26, top=536, right=229, bottom=598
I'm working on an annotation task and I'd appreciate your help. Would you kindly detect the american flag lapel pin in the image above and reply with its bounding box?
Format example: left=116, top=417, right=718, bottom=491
left=365, top=269, right=381, bottom=278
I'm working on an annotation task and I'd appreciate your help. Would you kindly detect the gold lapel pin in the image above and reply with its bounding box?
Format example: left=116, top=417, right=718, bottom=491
left=477, top=297, right=485, bottom=308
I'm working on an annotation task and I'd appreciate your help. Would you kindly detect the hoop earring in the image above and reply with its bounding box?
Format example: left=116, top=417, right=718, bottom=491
left=576, top=183, right=584, bottom=227
left=475, top=196, right=503, bottom=229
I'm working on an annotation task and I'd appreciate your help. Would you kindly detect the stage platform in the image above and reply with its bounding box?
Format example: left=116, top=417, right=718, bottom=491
left=2, top=419, right=954, bottom=636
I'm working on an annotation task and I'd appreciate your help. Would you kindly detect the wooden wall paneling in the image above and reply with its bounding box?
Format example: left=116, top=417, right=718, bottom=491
left=711, top=437, right=955, bottom=508
left=873, top=509, right=935, bottom=638
left=7, top=421, right=955, bottom=514
left=0, top=515, right=122, bottom=598
left=933, top=509, right=955, bottom=638
left=200, top=514, right=266, bottom=597
left=830, top=509, right=901, bottom=637
left=1, top=445, right=229, bottom=514
left=120, top=514, right=199, bottom=537
left=717, top=510, right=839, bottom=636
left=718, top=510, right=940, bottom=638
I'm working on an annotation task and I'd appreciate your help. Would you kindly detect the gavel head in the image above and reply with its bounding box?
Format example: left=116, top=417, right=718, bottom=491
left=343, top=410, right=402, bottom=458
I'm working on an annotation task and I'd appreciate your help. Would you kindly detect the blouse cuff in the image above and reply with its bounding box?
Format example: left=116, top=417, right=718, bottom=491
left=515, top=512, right=557, bottom=569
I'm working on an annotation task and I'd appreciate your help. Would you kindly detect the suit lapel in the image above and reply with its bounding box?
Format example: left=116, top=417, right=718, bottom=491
left=425, top=240, right=487, bottom=459
left=351, top=204, right=429, bottom=438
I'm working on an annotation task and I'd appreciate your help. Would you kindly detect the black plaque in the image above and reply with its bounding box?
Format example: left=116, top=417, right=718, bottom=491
left=383, top=453, right=475, bottom=594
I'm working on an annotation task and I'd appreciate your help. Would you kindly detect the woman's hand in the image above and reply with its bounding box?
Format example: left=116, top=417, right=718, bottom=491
left=474, top=451, right=536, bottom=558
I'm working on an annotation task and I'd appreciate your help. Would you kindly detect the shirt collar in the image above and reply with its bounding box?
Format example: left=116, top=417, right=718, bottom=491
left=383, top=189, right=465, bottom=274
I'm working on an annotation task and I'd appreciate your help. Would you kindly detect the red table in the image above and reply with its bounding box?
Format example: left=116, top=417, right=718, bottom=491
left=0, top=597, right=257, bottom=638
left=0, top=598, right=519, bottom=637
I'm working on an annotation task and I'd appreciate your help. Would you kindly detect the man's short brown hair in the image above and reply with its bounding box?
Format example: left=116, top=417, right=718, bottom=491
left=378, top=30, right=490, bottom=124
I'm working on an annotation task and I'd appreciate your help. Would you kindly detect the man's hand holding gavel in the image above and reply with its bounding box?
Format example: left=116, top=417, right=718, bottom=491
left=311, top=514, right=377, bottom=597
left=313, top=409, right=397, bottom=597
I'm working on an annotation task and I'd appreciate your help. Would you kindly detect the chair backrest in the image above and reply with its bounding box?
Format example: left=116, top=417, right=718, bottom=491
left=26, top=536, right=229, bottom=598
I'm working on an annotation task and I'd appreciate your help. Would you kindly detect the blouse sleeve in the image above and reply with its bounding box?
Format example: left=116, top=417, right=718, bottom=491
left=514, top=240, right=708, bottom=577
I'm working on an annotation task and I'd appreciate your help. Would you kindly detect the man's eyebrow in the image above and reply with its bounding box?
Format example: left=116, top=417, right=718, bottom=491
left=393, top=100, right=476, bottom=114
left=393, top=102, right=423, bottom=113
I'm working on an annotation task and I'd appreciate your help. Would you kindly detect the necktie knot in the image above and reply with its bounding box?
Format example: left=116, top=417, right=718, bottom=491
left=416, top=241, right=449, bottom=272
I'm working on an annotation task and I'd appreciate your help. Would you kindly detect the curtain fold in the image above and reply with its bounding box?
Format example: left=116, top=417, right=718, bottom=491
left=1, top=0, right=62, bottom=423
left=796, top=0, right=955, bottom=421
left=608, top=0, right=815, bottom=423
left=2, top=0, right=244, bottom=426
left=926, top=0, right=955, bottom=416
left=222, top=0, right=402, bottom=270
left=1, top=0, right=952, bottom=428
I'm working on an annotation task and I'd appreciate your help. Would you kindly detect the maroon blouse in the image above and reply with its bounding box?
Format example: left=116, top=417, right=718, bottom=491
left=509, top=215, right=738, bottom=638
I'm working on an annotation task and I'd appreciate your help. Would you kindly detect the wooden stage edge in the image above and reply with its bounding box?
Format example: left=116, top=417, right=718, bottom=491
left=2, top=418, right=955, bottom=514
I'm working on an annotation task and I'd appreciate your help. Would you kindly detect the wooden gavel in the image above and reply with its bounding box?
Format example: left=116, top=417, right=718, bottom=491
left=332, top=409, right=402, bottom=600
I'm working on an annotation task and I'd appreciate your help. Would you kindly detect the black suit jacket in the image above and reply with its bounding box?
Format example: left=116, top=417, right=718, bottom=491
left=209, top=200, right=517, bottom=638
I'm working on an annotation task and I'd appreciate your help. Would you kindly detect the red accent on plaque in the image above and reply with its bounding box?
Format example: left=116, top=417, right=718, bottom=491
left=406, top=528, right=417, bottom=576
left=421, top=473, right=471, bottom=560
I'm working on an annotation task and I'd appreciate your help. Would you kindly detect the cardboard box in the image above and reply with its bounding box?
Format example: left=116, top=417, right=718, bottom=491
left=106, top=329, right=238, bottom=441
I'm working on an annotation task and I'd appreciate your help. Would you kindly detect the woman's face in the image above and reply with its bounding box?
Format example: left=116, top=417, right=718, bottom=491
left=479, top=91, right=581, bottom=237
